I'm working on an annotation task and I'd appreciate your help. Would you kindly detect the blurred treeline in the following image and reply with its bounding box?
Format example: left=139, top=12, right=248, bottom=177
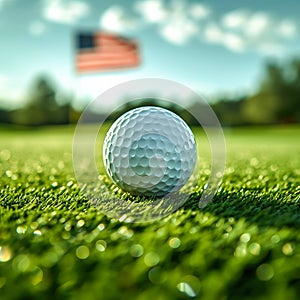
left=213, top=58, right=300, bottom=126
left=0, top=77, right=72, bottom=126
left=0, top=58, right=300, bottom=126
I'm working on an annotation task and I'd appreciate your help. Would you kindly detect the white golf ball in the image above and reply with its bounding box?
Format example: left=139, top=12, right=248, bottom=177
left=103, top=106, right=197, bottom=197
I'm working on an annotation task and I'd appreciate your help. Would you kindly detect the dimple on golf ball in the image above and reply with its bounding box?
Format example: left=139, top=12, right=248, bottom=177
left=103, top=106, right=197, bottom=197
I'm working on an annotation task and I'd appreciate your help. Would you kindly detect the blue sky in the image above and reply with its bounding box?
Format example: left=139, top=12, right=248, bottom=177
left=0, top=0, right=299, bottom=109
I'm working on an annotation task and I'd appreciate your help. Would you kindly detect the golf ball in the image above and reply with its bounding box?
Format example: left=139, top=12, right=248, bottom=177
left=103, top=106, right=197, bottom=197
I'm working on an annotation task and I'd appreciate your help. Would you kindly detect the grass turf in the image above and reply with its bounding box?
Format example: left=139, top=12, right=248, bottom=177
left=0, top=125, right=299, bottom=300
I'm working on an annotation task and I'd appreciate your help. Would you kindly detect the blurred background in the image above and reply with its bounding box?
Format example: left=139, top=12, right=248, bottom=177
left=0, top=0, right=300, bottom=126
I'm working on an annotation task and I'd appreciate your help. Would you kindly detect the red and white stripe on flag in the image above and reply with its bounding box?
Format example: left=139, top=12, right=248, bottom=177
left=75, top=32, right=141, bottom=73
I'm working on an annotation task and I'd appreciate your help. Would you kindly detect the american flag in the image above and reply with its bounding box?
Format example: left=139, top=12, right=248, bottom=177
left=75, top=32, right=141, bottom=73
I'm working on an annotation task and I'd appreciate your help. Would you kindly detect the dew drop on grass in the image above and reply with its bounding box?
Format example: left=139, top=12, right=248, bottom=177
left=61, top=232, right=71, bottom=240
left=234, top=245, right=247, bottom=257
left=189, top=227, right=198, bottom=234
left=271, top=235, right=281, bottom=244
left=248, top=243, right=261, bottom=256
left=64, top=223, right=72, bottom=231
left=95, top=240, right=107, bottom=252
left=225, top=225, right=232, bottom=232
left=59, top=218, right=66, bottom=224
left=51, top=182, right=58, bottom=188
left=144, top=252, right=160, bottom=267
left=13, top=255, right=30, bottom=272
left=256, top=264, right=274, bottom=281
left=282, top=243, right=294, bottom=256
left=118, top=226, right=133, bottom=238
left=33, top=230, right=42, bottom=236
left=31, top=267, right=43, bottom=286
left=67, top=180, right=74, bottom=187
left=76, top=246, right=89, bottom=260
left=177, top=275, right=201, bottom=297
left=177, top=282, right=196, bottom=298
left=16, top=225, right=27, bottom=234
left=168, top=237, right=181, bottom=249
left=97, top=223, right=105, bottom=231
left=76, top=219, right=85, bottom=228
left=240, top=233, right=251, bottom=243
left=0, top=246, right=12, bottom=262
left=130, top=244, right=144, bottom=258
left=148, top=267, right=166, bottom=284
left=30, top=222, right=38, bottom=230
left=5, top=170, right=12, bottom=177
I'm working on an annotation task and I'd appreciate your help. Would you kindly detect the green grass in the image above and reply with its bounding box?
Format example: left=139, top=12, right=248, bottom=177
left=0, top=125, right=299, bottom=300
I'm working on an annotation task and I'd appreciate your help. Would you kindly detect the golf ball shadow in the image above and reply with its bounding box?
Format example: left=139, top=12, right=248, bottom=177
left=103, top=106, right=197, bottom=198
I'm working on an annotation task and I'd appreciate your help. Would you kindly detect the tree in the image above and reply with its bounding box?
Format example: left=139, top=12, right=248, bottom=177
left=11, top=75, right=70, bottom=126
left=242, top=59, right=300, bottom=124
left=242, top=92, right=281, bottom=125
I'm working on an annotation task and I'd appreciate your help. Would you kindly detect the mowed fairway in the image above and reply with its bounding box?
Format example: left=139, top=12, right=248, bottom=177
left=0, top=125, right=299, bottom=300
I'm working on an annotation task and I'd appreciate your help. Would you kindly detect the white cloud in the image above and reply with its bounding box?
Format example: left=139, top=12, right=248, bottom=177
left=160, top=18, right=198, bottom=45
left=29, top=21, right=46, bottom=36
left=219, top=9, right=298, bottom=55
left=135, top=0, right=201, bottom=45
left=98, top=1, right=298, bottom=55
left=158, top=1, right=199, bottom=45
left=189, top=3, right=210, bottom=20
left=43, top=0, right=89, bottom=24
left=278, top=20, right=297, bottom=38
left=204, top=23, right=223, bottom=43
left=204, top=22, right=279, bottom=54
left=222, top=10, right=272, bottom=38
left=245, top=12, right=270, bottom=37
left=101, top=0, right=200, bottom=45
left=222, top=32, right=245, bottom=52
left=134, top=0, right=168, bottom=23
left=100, top=5, right=140, bottom=33
left=222, top=10, right=248, bottom=29
left=204, top=23, right=245, bottom=52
